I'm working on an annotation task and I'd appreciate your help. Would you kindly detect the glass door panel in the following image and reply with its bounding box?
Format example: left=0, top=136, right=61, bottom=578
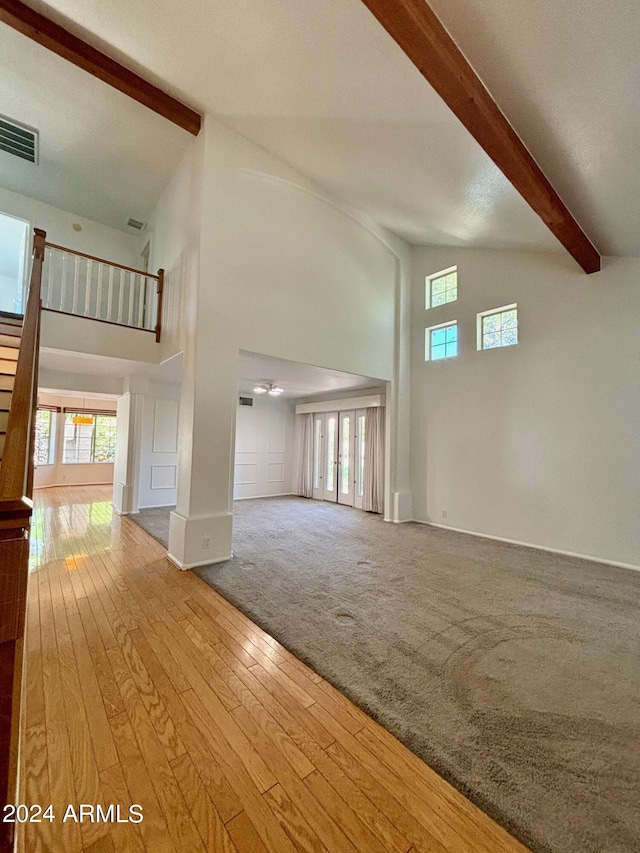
left=323, top=413, right=338, bottom=502
left=354, top=410, right=366, bottom=509
left=312, top=415, right=324, bottom=500
left=338, top=410, right=355, bottom=506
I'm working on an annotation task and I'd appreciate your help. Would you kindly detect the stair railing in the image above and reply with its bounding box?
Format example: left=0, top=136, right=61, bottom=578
left=0, top=227, right=46, bottom=853
left=41, top=242, right=164, bottom=341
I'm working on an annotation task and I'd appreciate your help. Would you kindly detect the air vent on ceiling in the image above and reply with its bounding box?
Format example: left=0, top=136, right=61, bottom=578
left=238, top=396, right=254, bottom=407
left=0, top=116, right=38, bottom=164
left=127, top=217, right=146, bottom=231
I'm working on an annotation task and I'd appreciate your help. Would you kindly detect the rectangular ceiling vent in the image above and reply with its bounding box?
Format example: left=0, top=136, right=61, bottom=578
left=127, top=217, right=146, bottom=231
left=0, top=116, right=38, bottom=164
left=238, top=396, right=254, bottom=407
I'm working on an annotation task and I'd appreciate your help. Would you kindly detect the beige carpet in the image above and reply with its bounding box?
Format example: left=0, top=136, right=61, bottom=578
left=133, top=497, right=640, bottom=853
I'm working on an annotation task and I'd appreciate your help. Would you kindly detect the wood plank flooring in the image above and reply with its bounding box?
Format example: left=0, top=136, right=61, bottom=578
left=17, top=485, right=530, bottom=852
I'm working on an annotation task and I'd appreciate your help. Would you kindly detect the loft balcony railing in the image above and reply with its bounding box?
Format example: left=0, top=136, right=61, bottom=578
left=41, top=242, right=164, bottom=341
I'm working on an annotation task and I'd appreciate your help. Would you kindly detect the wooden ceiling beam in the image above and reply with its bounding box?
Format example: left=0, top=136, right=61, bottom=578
left=0, top=0, right=201, bottom=136
left=360, top=0, right=600, bottom=273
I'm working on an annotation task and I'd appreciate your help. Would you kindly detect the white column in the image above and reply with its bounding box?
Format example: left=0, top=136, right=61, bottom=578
left=167, top=337, right=238, bottom=569
left=112, top=375, right=147, bottom=515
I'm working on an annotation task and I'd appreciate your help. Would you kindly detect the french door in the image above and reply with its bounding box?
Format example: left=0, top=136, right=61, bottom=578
left=312, top=409, right=366, bottom=508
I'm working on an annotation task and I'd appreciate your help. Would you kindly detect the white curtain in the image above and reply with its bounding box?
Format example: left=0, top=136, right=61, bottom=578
left=363, top=406, right=385, bottom=513
left=294, top=413, right=314, bottom=498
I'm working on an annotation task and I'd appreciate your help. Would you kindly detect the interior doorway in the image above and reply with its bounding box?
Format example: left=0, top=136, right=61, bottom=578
left=312, top=409, right=366, bottom=508
left=0, top=211, right=29, bottom=314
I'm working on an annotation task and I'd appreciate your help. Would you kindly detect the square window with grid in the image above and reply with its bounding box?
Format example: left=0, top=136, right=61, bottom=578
left=426, top=267, right=457, bottom=309
left=426, top=322, right=458, bottom=361
left=478, top=305, right=518, bottom=350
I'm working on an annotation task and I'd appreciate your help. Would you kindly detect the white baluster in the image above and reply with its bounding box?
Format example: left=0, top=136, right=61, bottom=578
left=117, top=268, right=124, bottom=324
left=85, top=259, right=92, bottom=315
left=72, top=255, right=79, bottom=314
left=60, top=252, right=67, bottom=312
left=107, top=266, right=114, bottom=322
left=137, top=275, right=145, bottom=328
left=127, top=271, right=135, bottom=327
left=96, top=263, right=103, bottom=320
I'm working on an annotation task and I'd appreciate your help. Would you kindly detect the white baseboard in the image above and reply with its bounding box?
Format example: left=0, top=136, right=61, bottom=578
left=233, top=492, right=295, bottom=501
left=34, top=481, right=113, bottom=490
left=413, top=519, right=640, bottom=572
left=166, top=551, right=233, bottom=572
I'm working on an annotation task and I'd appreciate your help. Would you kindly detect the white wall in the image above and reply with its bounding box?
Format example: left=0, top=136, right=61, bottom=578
left=34, top=392, right=117, bottom=489
left=234, top=396, right=295, bottom=500
left=148, top=115, right=411, bottom=566
left=146, top=137, right=204, bottom=362
left=112, top=378, right=181, bottom=514
left=411, top=247, right=640, bottom=568
left=0, top=187, right=142, bottom=267
left=138, top=380, right=181, bottom=509
left=40, top=311, right=160, bottom=364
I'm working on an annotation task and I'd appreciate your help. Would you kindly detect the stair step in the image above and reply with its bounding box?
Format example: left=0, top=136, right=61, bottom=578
left=0, top=310, right=23, bottom=323
left=0, top=334, right=20, bottom=348
left=0, top=324, right=22, bottom=338
left=0, top=390, right=11, bottom=409
left=0, top=432, right=4, bottom=457
left=0, top=411, right=7, bottom=430
left=0, top=360, right=17, bottom=376
left=0, top=375, right=13, bottom=392
left=0, top=346, right=18, bottom=360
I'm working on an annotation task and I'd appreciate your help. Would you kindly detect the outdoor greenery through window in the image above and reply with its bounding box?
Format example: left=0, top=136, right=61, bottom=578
left=34, top=408, right=55, bottom=465
left=478, top=304, right=518, bottom=350
left=63, top=412, right=117, bottom=464
left=426, top=266, right=457, bottom=309
left=426, top=322, right=458, bottom=361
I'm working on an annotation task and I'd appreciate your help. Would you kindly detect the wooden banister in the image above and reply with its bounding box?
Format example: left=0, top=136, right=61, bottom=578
left=42, top=242, right=162, bottom=335
left=44, top=241, right=160, bottom=280
left=155, top=268, right=164, bottom=343
left=0, top=229, right=44, bottom=498
left=0, top=227, right=45, bottom=853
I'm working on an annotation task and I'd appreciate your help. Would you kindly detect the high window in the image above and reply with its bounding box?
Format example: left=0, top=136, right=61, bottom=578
left=426, top=266, right=457, bottom=309
left=425, top=321, right=458, bottom=361
left=477, top=304, right=518, bottom=350
left=63, top=412, right=117, bottom=464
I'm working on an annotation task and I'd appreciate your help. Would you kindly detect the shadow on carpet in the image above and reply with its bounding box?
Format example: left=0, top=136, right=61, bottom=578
left=129, top=505, right=172, bottom=548
left=131, top=497, right=640, bottom=853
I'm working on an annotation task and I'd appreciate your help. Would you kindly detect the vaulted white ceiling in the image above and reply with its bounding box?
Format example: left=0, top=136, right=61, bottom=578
left=2, top=0, right=639, bottom=256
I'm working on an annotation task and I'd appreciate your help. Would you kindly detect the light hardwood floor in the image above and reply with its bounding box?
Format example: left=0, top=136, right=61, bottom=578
left=17, top=485, right=530, bottom=853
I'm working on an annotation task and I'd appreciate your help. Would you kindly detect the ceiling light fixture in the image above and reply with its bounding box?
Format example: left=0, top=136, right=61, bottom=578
left=252, top=382, right=283, bottom=396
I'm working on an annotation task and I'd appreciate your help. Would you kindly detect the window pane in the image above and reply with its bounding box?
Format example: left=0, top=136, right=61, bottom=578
left=326, top=417, right=336, bottom=491
left=483, top=331, right=500, bottom=349
left=34, top=410, right=52, bottom=465
left=427, top=269, right=457, bottom=309
left=483, top=314, right=500, bottom=333
left=63, top=415, right=94, bottom=463
left=431, top=343, right=447, bottom=360
left=313, top=419, right=322, bottom=489
left=446, top=340, right=458, bottom=357
left=445, top=325, right=457, bottom=342
left=94, top=415, right=117, bottom=462
left=502, top=310, right=517, bottom=328
left=431, top=328, right=446, bottom=346
left=341, top=417, right=350, bottom=495
left=503, top=328, right=518, bottom=346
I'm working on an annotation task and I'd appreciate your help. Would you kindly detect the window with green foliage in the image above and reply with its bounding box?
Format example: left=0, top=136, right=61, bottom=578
left=477, top=304, right=518, bottom=350
left=34, top=408, right=55, bottom=465
left=426, top=266, right=457, bottom=309
left=63, top=412, right=116, bottom=464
